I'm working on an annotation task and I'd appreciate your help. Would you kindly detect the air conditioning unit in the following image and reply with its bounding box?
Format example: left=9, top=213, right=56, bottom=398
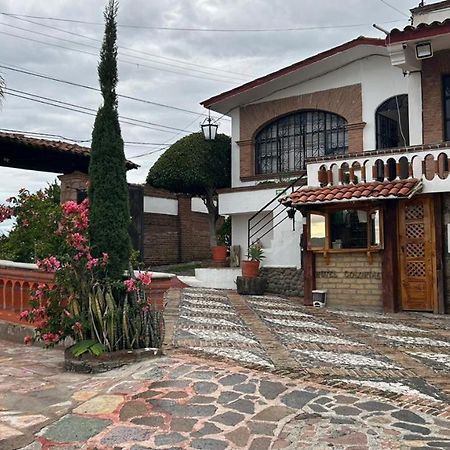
left=312, top=290, right=327, bottom=308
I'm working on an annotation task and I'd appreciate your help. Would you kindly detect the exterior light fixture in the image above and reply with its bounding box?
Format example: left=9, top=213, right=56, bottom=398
left=287, top=207, right=296, bottom=219
left=201, top=110, right=218, bottom=141
left=415, top=41, right=433, bottom=59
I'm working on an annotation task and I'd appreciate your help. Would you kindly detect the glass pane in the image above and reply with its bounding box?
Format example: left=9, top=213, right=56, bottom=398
left=330, top=209, right=368, bottom=249
left=309, top=214, right=326, bottom=248
left=370, top=210, right=381, bottom=246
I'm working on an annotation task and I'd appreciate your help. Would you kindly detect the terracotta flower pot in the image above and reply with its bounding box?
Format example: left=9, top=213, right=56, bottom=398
left=241, top=260, right=260, bottom=278
left=211, top=245, right=227, bottom=262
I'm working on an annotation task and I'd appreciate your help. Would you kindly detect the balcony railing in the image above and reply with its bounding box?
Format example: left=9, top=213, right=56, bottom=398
left=307, top=143, right=450, bottom=193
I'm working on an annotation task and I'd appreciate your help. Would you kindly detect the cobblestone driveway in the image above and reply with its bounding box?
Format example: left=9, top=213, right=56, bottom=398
left=0, top=287, right=449, bottom=449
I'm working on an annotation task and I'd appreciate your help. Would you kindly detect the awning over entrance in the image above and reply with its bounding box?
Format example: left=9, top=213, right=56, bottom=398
left=281, top=178, right=422, bottom=207
left=0, top=132, right=138, bottom=174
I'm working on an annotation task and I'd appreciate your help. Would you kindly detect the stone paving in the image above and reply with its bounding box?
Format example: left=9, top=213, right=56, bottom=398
left=0, top=287, right=450, bottom=449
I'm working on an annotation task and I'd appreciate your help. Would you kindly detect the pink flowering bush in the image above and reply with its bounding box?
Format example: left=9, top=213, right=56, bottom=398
left=20, top=198, right=162, bottom=351
left=0, top=184, right=62, bottom=263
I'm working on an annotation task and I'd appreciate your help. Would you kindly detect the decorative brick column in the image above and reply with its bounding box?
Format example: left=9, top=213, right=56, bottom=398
left=58, top=171, right=90, bottom=204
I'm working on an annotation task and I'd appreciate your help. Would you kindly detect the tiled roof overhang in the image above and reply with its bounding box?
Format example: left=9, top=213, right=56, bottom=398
left=389, top=19, right=450, bottom=44
left=201, top=36, right=385, bottom=109
left=0, top=132, right=139, bottom=171
left=281, top=179, right=422, bottom=208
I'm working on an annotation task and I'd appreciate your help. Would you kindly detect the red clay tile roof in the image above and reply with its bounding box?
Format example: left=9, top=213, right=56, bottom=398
left=201, top=36, right=385, bottom=108
left=0, top=132, right=138, bottom=169
left=281, top=179, right=422, bottom=207
left=389, top=18, right=450, bottom=43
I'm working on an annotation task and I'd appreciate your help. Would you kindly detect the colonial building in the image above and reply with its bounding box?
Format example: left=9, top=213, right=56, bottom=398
left=203, top=0, right=450, bottom=313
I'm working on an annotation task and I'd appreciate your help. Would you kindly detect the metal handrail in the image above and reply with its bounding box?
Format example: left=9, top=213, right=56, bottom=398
left=247, top=175, right=306, bottom=251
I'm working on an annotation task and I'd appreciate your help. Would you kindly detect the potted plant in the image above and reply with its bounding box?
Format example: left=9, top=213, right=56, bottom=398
left=211, top=217, right=231, bottom=263
left=241, top=243, right=265, bottom=278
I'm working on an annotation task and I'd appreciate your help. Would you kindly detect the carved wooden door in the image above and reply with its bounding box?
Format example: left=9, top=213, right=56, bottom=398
left=398, top=196, right=436, bottom=312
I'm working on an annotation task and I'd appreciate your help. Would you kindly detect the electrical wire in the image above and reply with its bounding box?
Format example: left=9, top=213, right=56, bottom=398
left=378, top=0, right=410, bottom=18
left=0, top=30, right=237, bottom=85
left=3, top=90, right=188, bottom=135
left=0, top=20, right=247, bottom=83
left=0, top=128, right=174, bottom=146
left=1, top=13, right=253, bottom=80
left=0, top=12, right=405, bottom=32
left=4, top=87, right=194, bottom=133
left=0, top=63, right=229, bottom=121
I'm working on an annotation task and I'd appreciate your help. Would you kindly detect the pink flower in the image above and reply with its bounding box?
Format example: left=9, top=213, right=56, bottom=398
left=66, top=232, right=87, bottom=251
left=71, top=322, right=83, bottom=332
left=24, top=336, right=32, bottom=345
left=124, top=279, right=137, bottom=292
left=138, top=272, right=152, bottom=286
left=102, top=253, right=109, bottom=266
left=41, top=332, right=60, bottom=344
left=86, top=257, right=99, bottom=270
left=37, top=256, right=61, bottom=273
left=21, top=218, right=29, bottom=227
left=19, top=310, right=29, bottom=320
left=0, top=205, right=14, bottom=223
left=62, top=201, right=79, bottom=215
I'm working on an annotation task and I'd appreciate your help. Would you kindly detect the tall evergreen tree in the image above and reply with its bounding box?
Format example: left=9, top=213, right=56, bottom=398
left=89, top=0, right=130, bottom=279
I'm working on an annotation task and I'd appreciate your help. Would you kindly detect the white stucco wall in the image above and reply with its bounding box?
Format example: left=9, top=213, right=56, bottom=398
left=254, top=55, right=408, bottom=154
left=222, top=186, right=303, bottom=268
left=143, top=196, right=178, bottom=215
left=191, top=197, right=208, bottom=213
left=231, top=212, right=302, bottom=268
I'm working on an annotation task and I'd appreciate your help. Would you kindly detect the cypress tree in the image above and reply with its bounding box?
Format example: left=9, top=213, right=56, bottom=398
left=89, top=0, right=130, bottom=279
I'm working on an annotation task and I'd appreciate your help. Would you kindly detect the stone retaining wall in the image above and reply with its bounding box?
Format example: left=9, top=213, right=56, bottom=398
left=259, top=267, right=303, bottom=297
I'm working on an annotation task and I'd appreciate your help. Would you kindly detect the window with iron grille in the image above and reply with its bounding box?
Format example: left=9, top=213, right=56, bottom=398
left=375, top=95, right=409, bottom=149
left=255, top=110, right=348, bottom=175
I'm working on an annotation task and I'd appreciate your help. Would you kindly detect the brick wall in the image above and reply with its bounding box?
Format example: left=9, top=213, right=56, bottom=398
left=238, top=84, right=364, bottom=180
left=315, top=253, right=383, bottom=311
left=143, top=213, right=180, bottom=265
left=142, top=197, right=211, bottom=266
left=422, top=49, right=450, bottom=144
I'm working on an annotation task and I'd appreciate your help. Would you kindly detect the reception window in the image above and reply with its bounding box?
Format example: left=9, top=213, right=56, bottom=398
left=307, top=207, right=383, bottom=251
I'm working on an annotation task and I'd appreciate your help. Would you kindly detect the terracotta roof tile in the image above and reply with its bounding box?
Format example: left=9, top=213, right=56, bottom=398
left=281, top=179, right=422, bottom=207
left=389, top=18, right=450, bottom=43
left=0, top=132, right=138, bottom=169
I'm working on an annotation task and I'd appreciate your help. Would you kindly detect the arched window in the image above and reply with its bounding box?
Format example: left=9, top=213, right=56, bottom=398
left=255, top=110, right=348, bottom=175
left=376, top=95, right=409, bottom=149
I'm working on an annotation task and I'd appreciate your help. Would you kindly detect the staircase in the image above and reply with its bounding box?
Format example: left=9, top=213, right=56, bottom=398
left=247, top=176, right=306, bottom=253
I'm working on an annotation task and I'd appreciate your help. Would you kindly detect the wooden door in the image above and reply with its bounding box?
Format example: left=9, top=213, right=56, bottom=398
left=398, top=196, right=437, bottom=312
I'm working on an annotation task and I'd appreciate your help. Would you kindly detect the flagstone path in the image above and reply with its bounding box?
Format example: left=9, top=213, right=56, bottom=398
left=0, top=287, right=449, bottom=449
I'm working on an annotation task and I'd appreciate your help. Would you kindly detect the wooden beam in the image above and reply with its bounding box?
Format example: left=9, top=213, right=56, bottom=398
left=382, top=200, right=398, bottom=312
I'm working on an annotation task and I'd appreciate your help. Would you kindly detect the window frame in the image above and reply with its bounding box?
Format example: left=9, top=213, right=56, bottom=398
left=375, top=95, right=409, bottom=150
left=255, top=110, right=348, bottom=176
left=307, top=206, right=384, bottom=253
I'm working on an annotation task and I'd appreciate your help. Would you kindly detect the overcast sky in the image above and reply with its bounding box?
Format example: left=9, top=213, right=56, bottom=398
left=0, top=0, right=420, bottom=233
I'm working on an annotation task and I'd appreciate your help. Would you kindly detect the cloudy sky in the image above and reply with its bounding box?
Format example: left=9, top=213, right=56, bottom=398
left=0, top=0, right=420, bottom=232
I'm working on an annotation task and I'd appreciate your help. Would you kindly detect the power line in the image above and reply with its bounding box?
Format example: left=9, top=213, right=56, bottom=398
left=4, top=87, right=194, bottom=133
left=0, top=20, right=246, bottom=83
left=2, top=13, right=252, bottom=79
left=0, top=128, right=173, bottom=146
left=0, top=30, right=237, bottom=85
left=0, top=63, right=229, bottom=121
left=378, top=0, right=410, bottom=18
left=1, top=12, right=405, bottom=32
left=3, top=89, right=191, bottom=135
